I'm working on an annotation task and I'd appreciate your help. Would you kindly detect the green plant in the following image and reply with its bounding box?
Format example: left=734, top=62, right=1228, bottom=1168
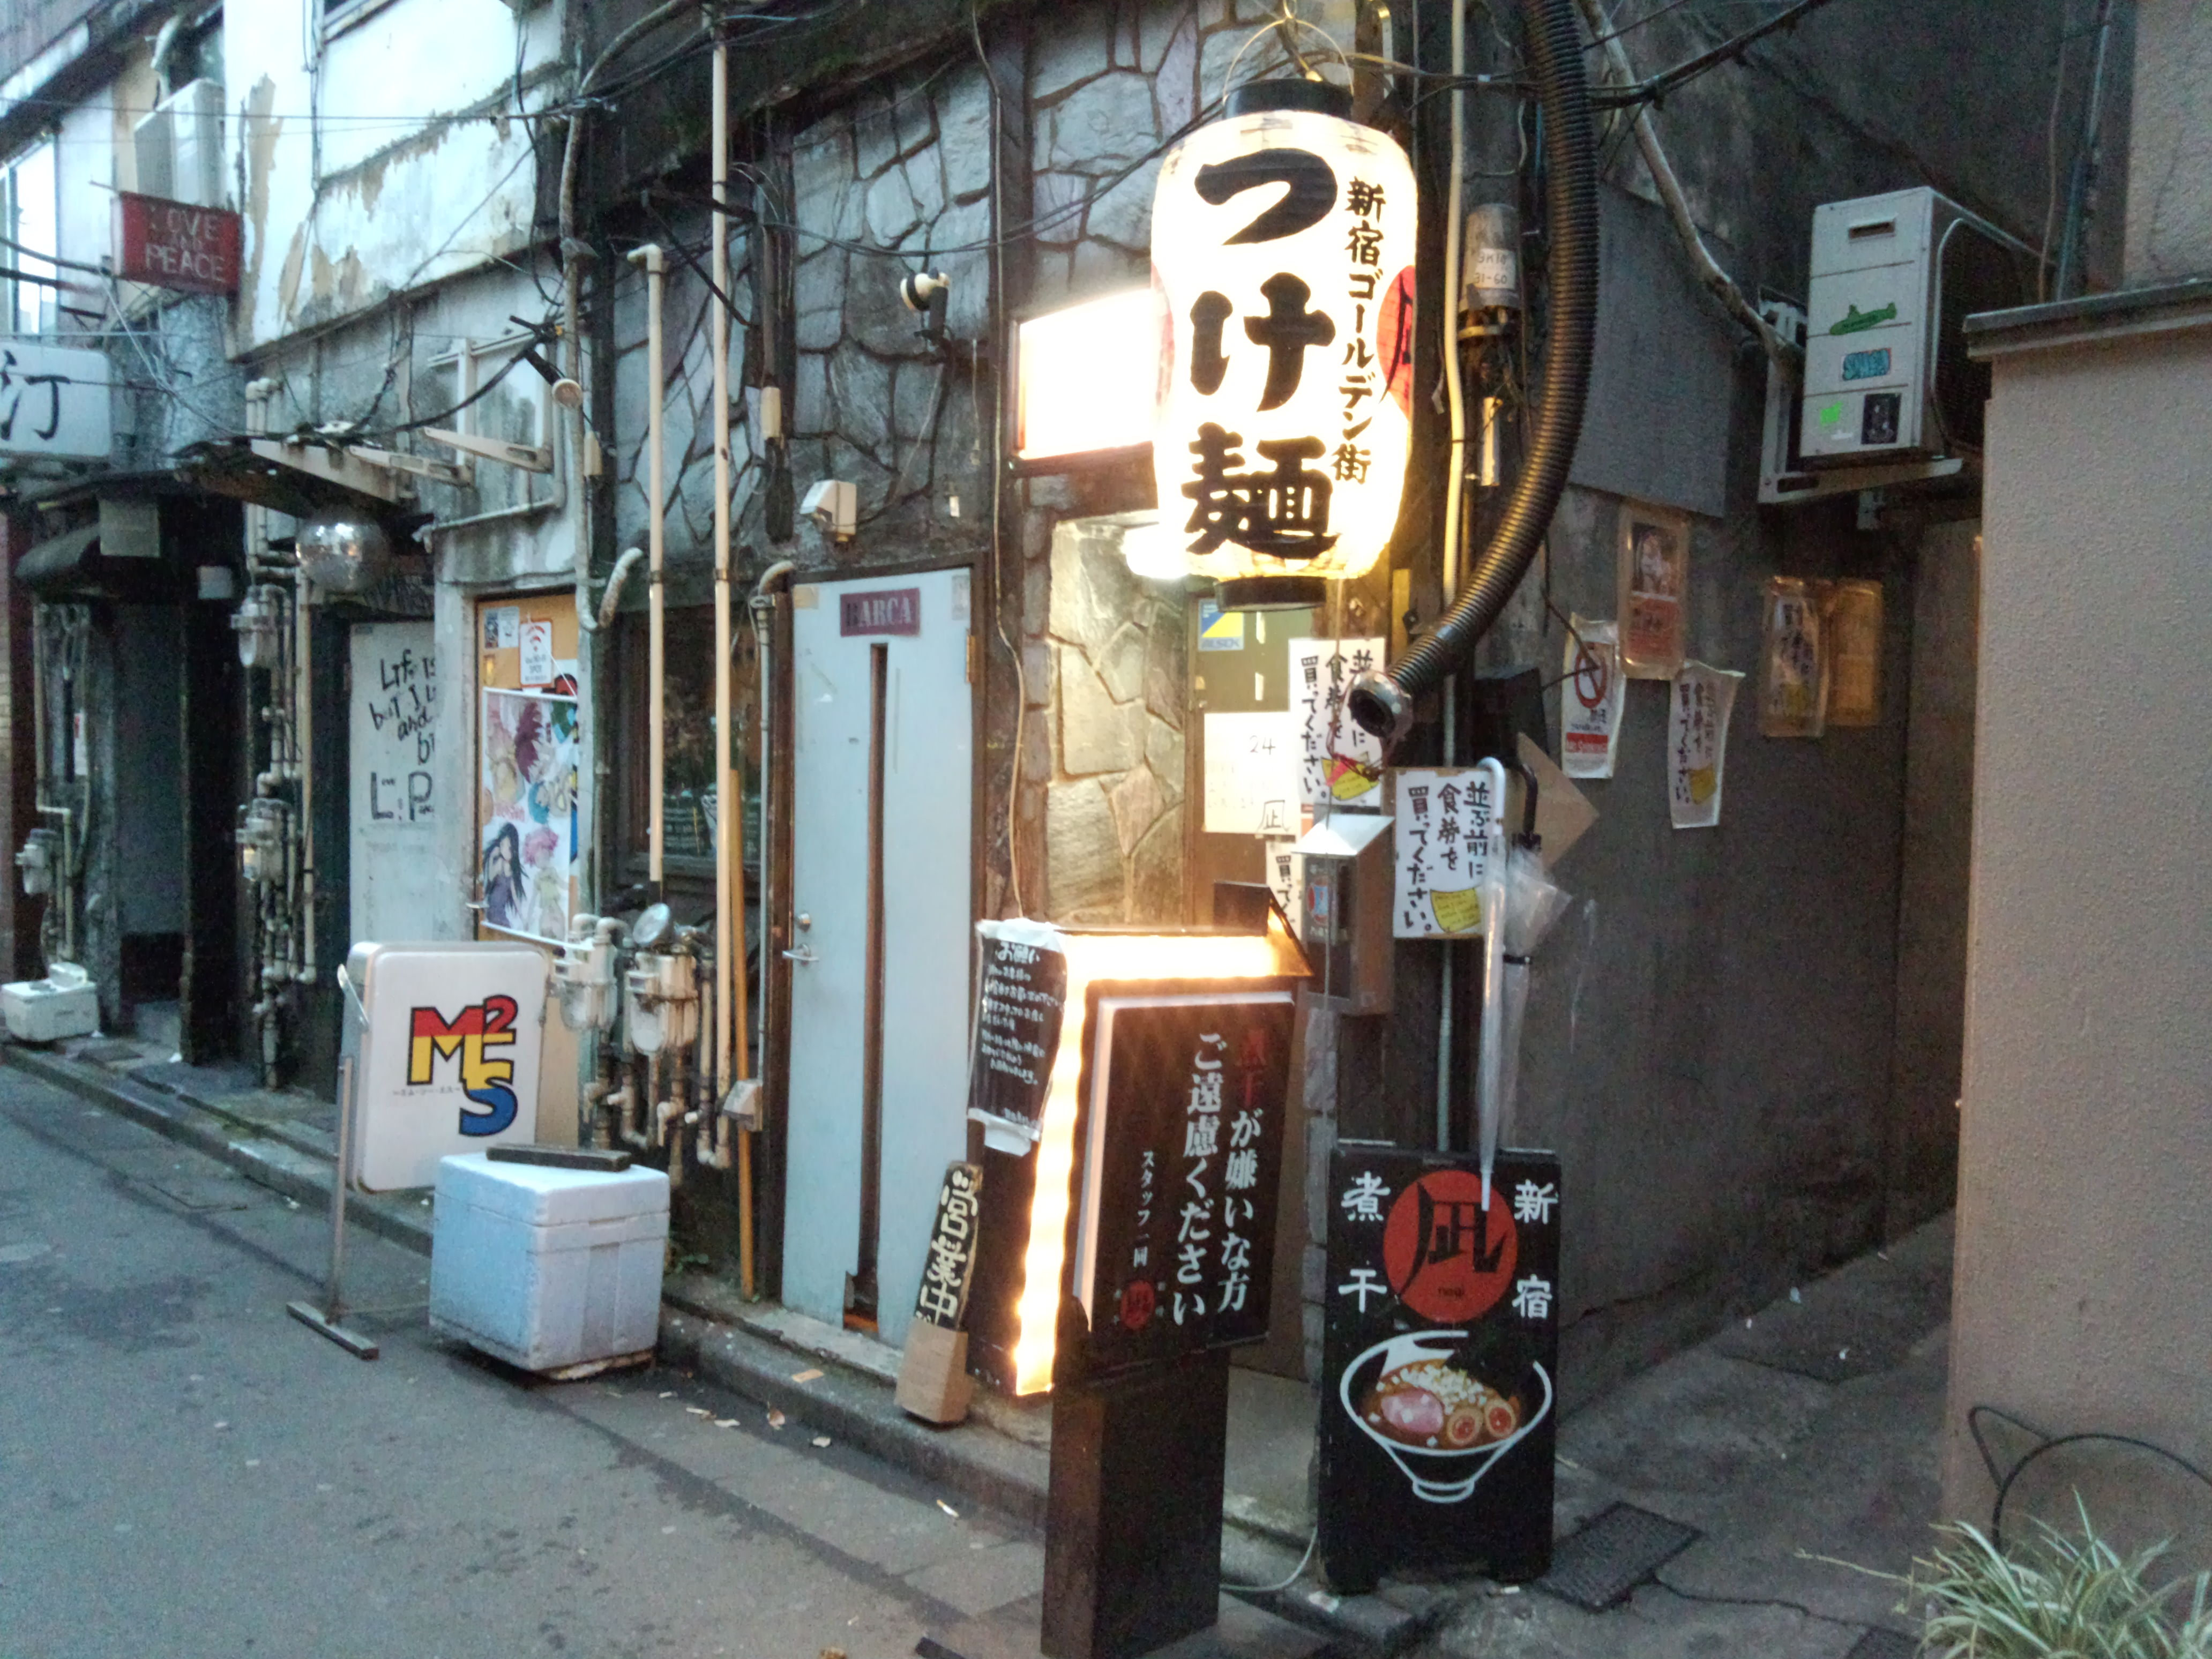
left=1910, top=1503, right=2212, bottom=1659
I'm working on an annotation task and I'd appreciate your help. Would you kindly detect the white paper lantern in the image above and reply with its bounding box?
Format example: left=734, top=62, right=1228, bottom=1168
left=1151, top=81, right=1417, bottom=604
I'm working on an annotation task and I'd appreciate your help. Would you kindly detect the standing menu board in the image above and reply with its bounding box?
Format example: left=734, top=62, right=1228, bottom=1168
left=968, top=923, right=1068, bottom=1144
left=1319, top=1144, right=1562, bottom=1591
left=1071, top=990, right=1296, bottom=1376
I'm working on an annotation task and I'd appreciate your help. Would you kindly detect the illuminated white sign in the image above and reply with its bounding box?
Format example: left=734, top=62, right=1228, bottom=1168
left=0, top=341, right=110, bottom=461
left=1151, top=99, right=1416, bottom=584
left=1013, top=288, right=1164, bottom=464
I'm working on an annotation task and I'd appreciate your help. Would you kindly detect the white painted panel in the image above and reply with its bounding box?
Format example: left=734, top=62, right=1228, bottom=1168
left=350, top=622, right=442, bottom=948
left=783, top=570, right=973, bottom=1343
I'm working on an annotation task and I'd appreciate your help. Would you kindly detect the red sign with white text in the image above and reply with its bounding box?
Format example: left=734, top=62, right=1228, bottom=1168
left=115, top=192, right=241, bottom=295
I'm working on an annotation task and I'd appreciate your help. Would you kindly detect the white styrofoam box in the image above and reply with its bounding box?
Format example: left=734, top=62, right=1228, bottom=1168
left=428, top=1153, right=670, bottom=1373
left=2, top=965, right=100, bottom=1042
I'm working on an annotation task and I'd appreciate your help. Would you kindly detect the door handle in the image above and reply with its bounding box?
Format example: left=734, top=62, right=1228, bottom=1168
left=782, top=945, right=818, bottom=966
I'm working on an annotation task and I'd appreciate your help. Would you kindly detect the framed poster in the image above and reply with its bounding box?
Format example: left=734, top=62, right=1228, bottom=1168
left=1617, top=500, right=1690, bottom=679
left=480, top=689, right=579, bottom=943
left=1069, top=989, right=1296, bottom=1377
left=1319, top=1144, right=1561, bottom=1592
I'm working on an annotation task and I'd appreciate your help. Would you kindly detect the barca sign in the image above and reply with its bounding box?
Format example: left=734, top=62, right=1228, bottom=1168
left=348, top=941, right=547, bottom=1190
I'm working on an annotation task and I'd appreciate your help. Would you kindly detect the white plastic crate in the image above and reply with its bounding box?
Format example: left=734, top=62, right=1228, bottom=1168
left=1, top=963, right=99, bottom=1043
left=428, top=1153, right=669, bottom=1373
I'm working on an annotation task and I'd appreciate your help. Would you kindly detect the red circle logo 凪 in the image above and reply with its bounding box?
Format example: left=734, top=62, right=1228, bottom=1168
left=1380, top=1169, right=1518, bottom=1322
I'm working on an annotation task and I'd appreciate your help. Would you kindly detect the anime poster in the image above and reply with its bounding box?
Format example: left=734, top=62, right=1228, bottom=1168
left=1319, top=1145, right=1561, bottom=1593
left=480, top=688, right=579, bottom=943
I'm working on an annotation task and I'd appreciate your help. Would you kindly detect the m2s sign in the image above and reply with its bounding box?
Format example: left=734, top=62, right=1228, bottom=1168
left=350, top=942, right=545, bottom=1190
left=115, top=192, right=242, bottom=295
left=408, top=996, right=521, bottom=1137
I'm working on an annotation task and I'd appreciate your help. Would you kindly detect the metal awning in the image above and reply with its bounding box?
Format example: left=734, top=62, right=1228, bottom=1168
left=15, top=520, right=175, bottom=601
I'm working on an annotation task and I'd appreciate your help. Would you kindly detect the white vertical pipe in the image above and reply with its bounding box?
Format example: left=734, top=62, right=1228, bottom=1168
left=713, top=41, right=739, bottom=1092
left=630, top=244, right=667, bottom=887
left=1436, top=0, right=1470, bottom=1152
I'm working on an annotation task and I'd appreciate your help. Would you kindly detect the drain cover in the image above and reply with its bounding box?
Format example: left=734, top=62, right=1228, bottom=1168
left=1844, top=1629, right=1918, bottom=1659
left=1539, top=1503, right=1698, bottom=1610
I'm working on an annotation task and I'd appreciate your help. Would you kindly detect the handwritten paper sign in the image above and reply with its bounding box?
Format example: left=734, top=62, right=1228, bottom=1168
left=1392, top=762, right=1506, bottom=939
left=969, top=923, right=1068, bottom=1143
left=1073, top=992, right=1296, bottom=1376
left=1265, top=839, right=1304, bottom=938
left=1319, top=1144, right=1561, bottom=1590
left=1204, top=710, right=1299, bottom=836
left=1759, top=578, right=1825, bottom=738
left=913, top=1162, right=985, bottom=1329
left=1668, top=661, right=1743, bottom=829
left=1560, top=616, right=1623, bottom=779
left=1290, top=637, right=1386, bottom=809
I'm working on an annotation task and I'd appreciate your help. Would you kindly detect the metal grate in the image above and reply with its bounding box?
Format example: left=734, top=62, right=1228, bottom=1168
left=1538, top=1503, right=1699, bottom=1611
left=1844, top=1627, right=1919, bottom=1659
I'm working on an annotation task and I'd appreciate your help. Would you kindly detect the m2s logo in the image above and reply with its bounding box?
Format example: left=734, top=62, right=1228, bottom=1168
left=407, top=996, right=520, bottom=1136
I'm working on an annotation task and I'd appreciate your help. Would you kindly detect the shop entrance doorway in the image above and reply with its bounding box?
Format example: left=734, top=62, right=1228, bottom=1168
left=782, top=567, right=973, bottom=1345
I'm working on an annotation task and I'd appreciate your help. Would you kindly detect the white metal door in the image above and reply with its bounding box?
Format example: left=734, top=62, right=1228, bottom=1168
left=783, top=569, right=972, bottom=1345
left=349, top=623, right=442, bottom=946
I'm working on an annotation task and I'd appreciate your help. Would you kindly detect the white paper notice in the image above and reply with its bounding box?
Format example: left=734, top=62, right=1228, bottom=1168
left=1264, top=839, right=1304, bottom=937
left=1204, top=711, right=1299, bottom=836
left=1288, top=637, right=1386, bottom=810
left=1668, top=662, right=1744, bottom=829
left=518, top=617, right=556, bottom=687
left=483, top=604, right=520, bottom=650
left=1561, top=616, right=1623, bottom=780
left=1392, top=761, right=1506, bottom=939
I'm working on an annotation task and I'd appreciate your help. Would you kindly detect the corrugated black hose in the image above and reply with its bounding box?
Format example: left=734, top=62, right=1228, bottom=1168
left=1346, top=0, right=1600, bottom=743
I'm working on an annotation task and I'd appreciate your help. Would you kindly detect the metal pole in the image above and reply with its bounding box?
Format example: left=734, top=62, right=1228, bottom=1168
left=287, top=1050, right=379, bottom=1359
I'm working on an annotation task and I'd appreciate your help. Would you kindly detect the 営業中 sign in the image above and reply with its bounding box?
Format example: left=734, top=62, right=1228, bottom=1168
left=913, top=1162, right=984, bottom=1329
left=1319, top=1144, right=1561, bottom=1591
left=1072, top=990, right=1295, bottom=1376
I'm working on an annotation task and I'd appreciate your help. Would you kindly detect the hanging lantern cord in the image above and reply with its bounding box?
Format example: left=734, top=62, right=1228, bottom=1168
left=1346, top=0, right=1598, bottom=745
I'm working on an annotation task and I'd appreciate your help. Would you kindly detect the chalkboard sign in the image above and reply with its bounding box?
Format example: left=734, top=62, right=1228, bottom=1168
left=1318, top=1145, right=1561, bottom=1591
left=969, top=925, right=1068, bottom=1142
left=1072, top=991, right=1296, bottom=1376
left=913, top=1162, right=984, bottom=1329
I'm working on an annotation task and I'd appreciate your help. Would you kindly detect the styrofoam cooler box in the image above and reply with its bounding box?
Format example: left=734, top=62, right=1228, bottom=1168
left=429, top=1153, right=669, bottom=1373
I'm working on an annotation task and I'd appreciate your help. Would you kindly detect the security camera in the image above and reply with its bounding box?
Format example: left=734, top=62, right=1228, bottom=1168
left=899, top=270, right=948, bottom=312
left=900, top=270, right=950, bottom=343
left=800, top=479, right=856, bottom=541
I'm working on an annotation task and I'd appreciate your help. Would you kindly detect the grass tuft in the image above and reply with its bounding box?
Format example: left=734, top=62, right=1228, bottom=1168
left=1909, top=1499, right=2212, bottom=1659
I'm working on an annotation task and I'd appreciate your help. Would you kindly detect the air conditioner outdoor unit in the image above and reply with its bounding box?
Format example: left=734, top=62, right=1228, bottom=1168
left=132, top=77, right=226, bottom=209
left=1760, top=186, right=2035, bottom=505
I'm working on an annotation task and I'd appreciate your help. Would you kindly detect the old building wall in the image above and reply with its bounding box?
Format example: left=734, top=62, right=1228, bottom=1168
left=2126, top=0, right=2212, bottom=283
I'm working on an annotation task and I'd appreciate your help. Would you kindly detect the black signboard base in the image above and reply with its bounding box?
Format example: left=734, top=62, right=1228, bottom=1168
left=1042, top=1346, right=1232, bottom=1659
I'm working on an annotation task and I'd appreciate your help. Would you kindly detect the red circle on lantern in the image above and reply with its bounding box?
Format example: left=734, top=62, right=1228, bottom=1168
left=1119, top=1278, right=1157, bottom=1331
left=1380, top=1168, right=1518, bottom=1323
left=1376, top=266, right=1419, bottom=417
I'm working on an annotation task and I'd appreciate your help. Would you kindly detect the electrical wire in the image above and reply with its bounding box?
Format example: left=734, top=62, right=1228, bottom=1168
left=1590, top=0, right=1853, bottom=107
left=1221, top=1529, right=1319, bottom=1596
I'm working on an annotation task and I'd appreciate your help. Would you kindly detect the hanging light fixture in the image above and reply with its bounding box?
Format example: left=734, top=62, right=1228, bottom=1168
left=1150, top=79, right=1418, bottom=611
left=294, top=509, right=393, bottom=595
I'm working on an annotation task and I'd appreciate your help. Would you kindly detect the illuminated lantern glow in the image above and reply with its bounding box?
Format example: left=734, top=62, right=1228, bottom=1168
left=1150, top=80, right=1417, bottom=604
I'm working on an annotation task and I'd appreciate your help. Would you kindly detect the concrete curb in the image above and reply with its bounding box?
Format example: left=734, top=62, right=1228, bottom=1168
left=6, top=1041, right=1438, bottom=1655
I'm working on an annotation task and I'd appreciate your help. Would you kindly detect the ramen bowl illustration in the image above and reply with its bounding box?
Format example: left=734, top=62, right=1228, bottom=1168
left=1340, top=1329, right=1553, bottom=1503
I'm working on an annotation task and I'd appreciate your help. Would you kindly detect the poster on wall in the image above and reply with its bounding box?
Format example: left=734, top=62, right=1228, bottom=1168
left=1318, top=1144, right=1561, bottom=1591
left=1391, top=761, right=1506, bottom=940
left=1667, top=662, right=1743, bottom=829
left=1203, top=709, right=1299, bottom=835
left=1290, top=637, right=1387, bottom=810
left=349, top=623, right=439, bottom=947
left=1759, top=578, right=1826, bottom=738
left=968, top=920, right=1069, bottom=1147
left=1559, top=616, right=1623, bottom=780
left=480, top=689, right=579, bottom=943
left=1617, top=500, right=1690, bottom=679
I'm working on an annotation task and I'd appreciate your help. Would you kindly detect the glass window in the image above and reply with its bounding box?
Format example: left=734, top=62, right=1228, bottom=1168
left=6, top=141, right=57, bottom=337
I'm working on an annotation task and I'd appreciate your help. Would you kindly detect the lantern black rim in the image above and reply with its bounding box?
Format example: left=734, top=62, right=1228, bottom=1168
left=1223, top=78, right=1354, bottom=121
left=1215, top=575, right=1328, bottom=612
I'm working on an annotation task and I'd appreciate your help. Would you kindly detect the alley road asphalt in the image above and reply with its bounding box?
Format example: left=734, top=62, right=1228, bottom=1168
left=0, top=1067, right=1046, bottom=1659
